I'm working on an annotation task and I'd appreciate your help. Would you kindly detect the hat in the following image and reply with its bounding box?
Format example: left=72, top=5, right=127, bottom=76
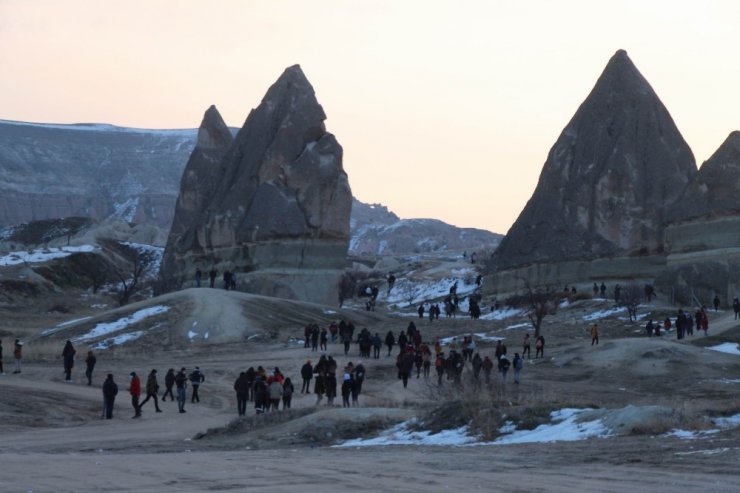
left=130, top=372, right=136, bottom=376
left=151, top=369, right=157, bottom=373
left=181, top=367, right=186, bottom=371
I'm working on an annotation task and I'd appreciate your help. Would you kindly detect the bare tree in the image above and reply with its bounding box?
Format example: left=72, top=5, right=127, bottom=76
left=506, top=280, right=559, bottom=338
left=619, top=283, right=642, bottom=322
left=101, top=241, right=157, bottom=306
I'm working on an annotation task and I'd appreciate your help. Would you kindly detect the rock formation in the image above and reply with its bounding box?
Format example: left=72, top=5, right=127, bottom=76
left=160, top=65, right=352, bottom=305
left=660, top=131, right=740, bottom=303
left=486, top=50, right=697, bottom=293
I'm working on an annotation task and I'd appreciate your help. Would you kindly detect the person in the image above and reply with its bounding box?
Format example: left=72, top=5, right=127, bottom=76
left=325, top=370, right=337, bottom=406
left=353, top=362, right=366, bottom=396
left=13, top=339, right=22, bottom=374
left=319, top=328, right=328, bottom=351
left=700, top=306, right=709, bottom=335
left=371, top=332, right=382, bottom=359
left=734, top=298, right=740, bottom=320
left=61, top=340, right=76, bottom=381
left=713, top=295, right=720, bottom=312
left=341, top=373, right=353, bottom=408
left=645, top=320, right=654, bottom=338
left=129, top=372, right=142, bottom=418
left=268, top=377, right=283, bottom=411
left=234, top=372, right=249, bottom=416
left=282, top=378, right=294, bottom=409
left=417, top=304, right=424, bottom=319
left=175, top=367, right=188, bottom=413
left=253, top=376, right=268, bottom=414
left=482, top=355, right=494, bottom=384
left=0, top=339, right=3, bottom=374
left=398, top=351, right=414, bottom=389
left=208, top=268, right=217, bottom=288
left=85, top=350, right=96, bottom=386
left=593, top=283, right=598, bottom=296
left=385, top=330, right=395, bottom=357
left=162, top=368, right=175, bottom=401
left=435, top=353, right=445, bottom=386
left=590, top=324, right=599, bottom=345
left=513, top=353, right=523, bottom=384
left=311, top=325, right=320, bottom=352
left=189, top=367, right=205, bottom=403
left=195, top=268, right=202, bottom=287
left=387, top=273, right=396, bottom=294
left=522, top=333, right=531, bottom=358
left=600, top=282, right=606, bottom=298
left=535, top=335, right=545, bottom=359
left=102, top=374, right=118, bottom=419
left=138, top=369, right=162, bottom=413
left=472, top=353, right=482, bottom=380
left=499, top=354, right=511, bottom=382
left=300, top=360, right=313, bottom=393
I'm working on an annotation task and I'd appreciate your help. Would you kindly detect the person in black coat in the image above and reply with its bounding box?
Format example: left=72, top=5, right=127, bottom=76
left=300, top=360, right=313, bottom=394
left=397, top=332, right=408, bottom=354
left=385, top=331, right=395, bottom=356
left=253, top=376, right=268, bottom=414
left=62, top=340, right=76, bottom=381
left=162, top=368, right=175, bottom=401
left=234, top=372, right=250, bottom=416
left=102, top=374, right=118, bottom=419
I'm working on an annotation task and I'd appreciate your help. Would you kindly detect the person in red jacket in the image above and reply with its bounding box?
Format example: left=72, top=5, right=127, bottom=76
left=129, top=372, right=142, bottom=418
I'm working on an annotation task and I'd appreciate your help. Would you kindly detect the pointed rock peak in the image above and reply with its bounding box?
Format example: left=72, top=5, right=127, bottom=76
left=700, top=131, right=740, bottom=169
left=592, top=49, right=653, bottom=96
left=196, top=105, right=233, bottom=149
left=260, top=64, right=321, bottom=109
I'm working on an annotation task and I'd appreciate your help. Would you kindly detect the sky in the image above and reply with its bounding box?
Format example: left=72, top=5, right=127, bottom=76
left=1, top=0, right=739, bottom=234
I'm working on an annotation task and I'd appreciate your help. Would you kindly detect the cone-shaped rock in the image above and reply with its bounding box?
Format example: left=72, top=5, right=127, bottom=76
left=490, top=50, right=696, bottom=273
left=669, top=131, right=740, bottom=223
left=160, top=66, right=352, bottom=305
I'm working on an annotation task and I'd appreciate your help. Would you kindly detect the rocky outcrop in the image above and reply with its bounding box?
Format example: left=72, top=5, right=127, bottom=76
left=486, top=50, right=696, bottom=293
left=160, top=65, right=352, bottom=305
left=660, top=132, right=740, bottom=304
left=350, top=198, right=502, bottom=256
left=0, top=120, right=198, bottom=229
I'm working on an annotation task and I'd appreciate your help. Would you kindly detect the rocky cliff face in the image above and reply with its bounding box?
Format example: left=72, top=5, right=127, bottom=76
left=0, top=120, right=198, bottom=230
left=350, top=199, right=502, bottom=256
left=489, top=50, right=696, bottom=273
left=160, top=65, right=352, bottom=305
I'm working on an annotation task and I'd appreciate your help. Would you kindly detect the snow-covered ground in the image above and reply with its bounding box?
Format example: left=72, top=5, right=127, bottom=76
left=74, top=305, right=170, bottom=343
left=480, top=308, right=523, bottom=321
left=0, top=245, right=96, bottom=266
left=381, top=269, right=479, bottom=309
left=491, top=409, right=609, bottom=445
left=335, top=420, right=476, bottom=447
left=708, top=343, right=740, bottom=356
left=92, top=330, right=146, bottom=349
left=583, top=306, right=627, bottom=321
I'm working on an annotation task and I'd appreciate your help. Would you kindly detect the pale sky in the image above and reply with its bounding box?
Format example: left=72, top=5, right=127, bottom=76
left=1, top=0, right=739, bottom=234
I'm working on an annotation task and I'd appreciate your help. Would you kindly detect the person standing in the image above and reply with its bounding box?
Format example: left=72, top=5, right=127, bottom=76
left=102, top=374, right=118, bottom=419
left=138, top=369, right=162, bottom=413
left=62, top=340, right=76, bottom=381
left=85, top=350, right=96, bottom=386
left=713, top=295, right=720, bottom=312
left=590, top=324, right=599, bottom=346
left=234, top=372, right=249, bottom=416
left=175, top=367, right=188, bottom=413
left=13, top=339, right=22, bottom=374
left=522, top=333, right=531, bottom=358
left=189, top=367, right=205, bottom=403
left=341, top=374, right=353, bottom=408
left=208, top=268, right=217, bottom=288
left=129, top=372, right=142, bottom=418
left=535, top=336, right=545, bottom=359
left=499, top=354, right=511, bottom=382
left=385, top=331, right=395, bottom=357
left=512, top=353, right=523, bottom=384
left=300, top=360, right=313, bottom=393
left=282, top=378, right=294, bottom=409
left=162, top=368, right=175, bottom=401
left=268, top=377, right=283, bottom=411
left=195, top=268, right=202, bottom=288
left=733, top=298, right=740, bottom=320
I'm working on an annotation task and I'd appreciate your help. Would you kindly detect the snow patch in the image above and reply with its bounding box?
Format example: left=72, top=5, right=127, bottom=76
left=492, top=409, right=609, bottom=445
left=92, top=330, right=145, bottom=349
left=583, top=306, right=627, bottom=321
left=480, top=308, right=523, bottom=321
left=334, top=420, right=476, bottom=447
left=708, top=343, right=740, bottom=356
left=74, top=305, right=170, bottom=342
left=0, top=245, right=96, bottom=266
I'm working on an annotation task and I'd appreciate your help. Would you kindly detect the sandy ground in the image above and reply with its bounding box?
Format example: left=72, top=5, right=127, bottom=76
left=1, top=287, right=739, bottom=492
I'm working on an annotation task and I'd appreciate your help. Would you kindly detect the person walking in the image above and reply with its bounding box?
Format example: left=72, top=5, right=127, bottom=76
left=175, top=367, right=188, bottom=413
left=522, top=333, right=531, bottom=358
left=341, top=374, right=353, bottom=408
left=234, top=372, right=249, bottom=416
left=138, top=369, right=162, bottom=413
left=85, top=350, right=96, bottom=386
left=499, top=354, right=511, bottom=382
left=189, top=367, right=205, bottom=403
left=398, top=351, right=414, bottom=389
left=195, top=268, right=202, bottom=287
left=268, top=377, right=283, bottom=411
left=102, top=374, right=118, bottom=419
left=62, top=340, right=76, bottom=381
left=513, top=353, right=523, bottom=384
left=482, top=355, right=494, bottom=384
left=13, top=339, right=22, bottom=374
left=372, top=332, right=382, bottom=359
left=590, top=324, right=599, bottom=345
left=162, top=368, right=175, bottom=401
left=385, top=330, right=395, bottom=357
left=129, top=372, right=142, bottom=418
left=208, top=268, right=217, bottom=288
left=282, top=378, right=294, bottom=409
left=713, top=295, right=720, bottom=312
left=253, top=376, right=268, bottom=414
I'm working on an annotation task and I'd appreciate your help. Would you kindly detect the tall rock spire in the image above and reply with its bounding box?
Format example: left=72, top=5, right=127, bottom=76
left=489, top=50, right=696, bottom=272
left=160, top=65, right=352, bottom=305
